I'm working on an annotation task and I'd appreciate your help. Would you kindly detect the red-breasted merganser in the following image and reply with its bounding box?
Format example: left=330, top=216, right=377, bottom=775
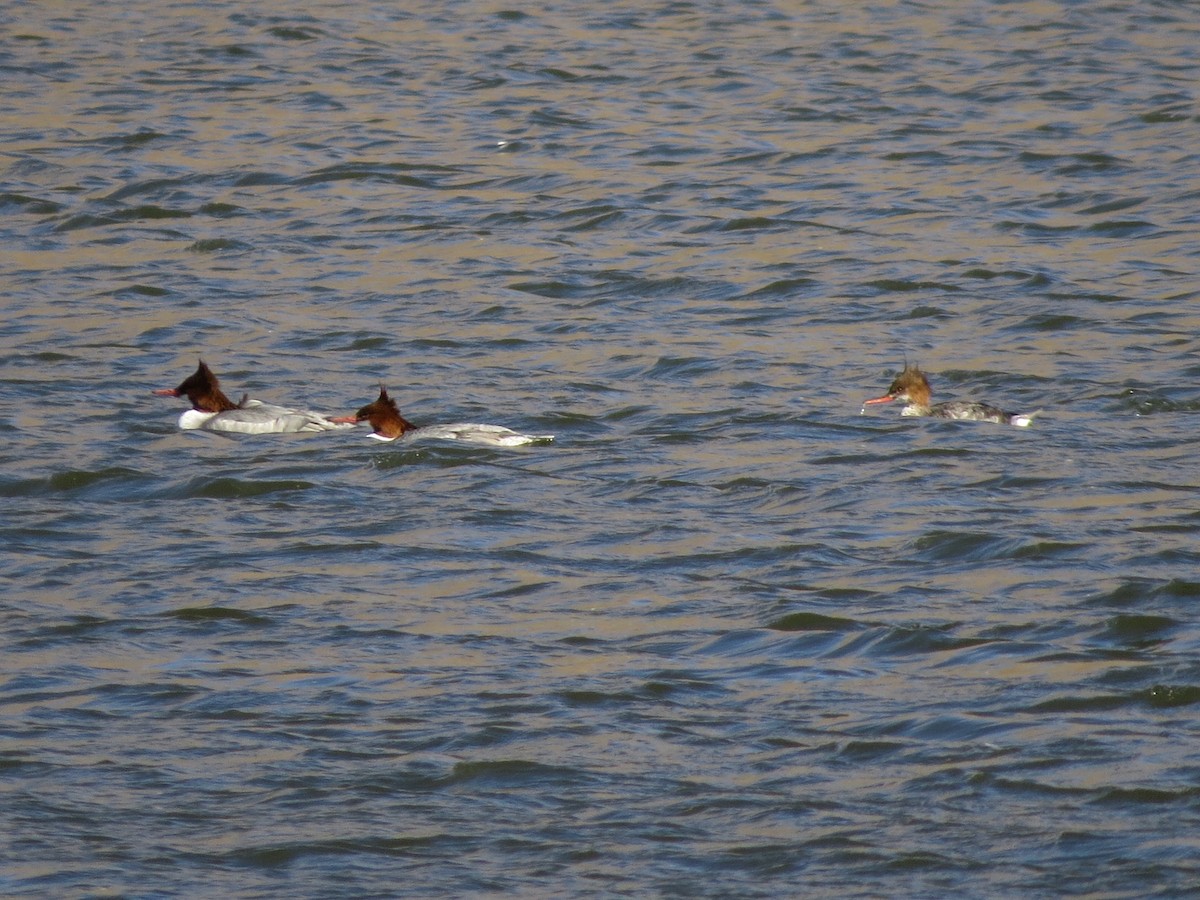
left=154, top=360, right=353, bottom=434
left=332, top=386, right=554, bottom=447
left=863, top=363, right=1040, bottom=427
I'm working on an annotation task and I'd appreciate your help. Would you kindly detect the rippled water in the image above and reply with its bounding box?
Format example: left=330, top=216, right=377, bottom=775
left=3, top=0, right=1200, bottom=895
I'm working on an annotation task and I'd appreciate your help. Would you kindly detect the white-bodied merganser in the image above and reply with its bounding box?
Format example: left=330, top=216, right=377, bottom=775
left=154, top=360, right=353, bottom=434
left=863, top=363, right=1040, bottom=427
left=332, top=386, right=554, bottom=447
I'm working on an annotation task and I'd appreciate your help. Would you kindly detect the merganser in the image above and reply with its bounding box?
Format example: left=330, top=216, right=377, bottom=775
left=154, top=360, right=353, bottom=434
left=863, top=363, right=1040, bottom=427
left=332, top=386, right=554, bottom=447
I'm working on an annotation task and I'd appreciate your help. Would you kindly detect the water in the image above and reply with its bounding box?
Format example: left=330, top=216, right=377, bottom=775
left=3, top=0, right=1200, bottom=895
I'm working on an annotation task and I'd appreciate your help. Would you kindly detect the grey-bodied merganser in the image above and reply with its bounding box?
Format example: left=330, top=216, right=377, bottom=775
left=863, top=363, right=1040, bottom=427
left=154, top=360, right=352, bottom=434
left=332, top=386, right=554, bottom=446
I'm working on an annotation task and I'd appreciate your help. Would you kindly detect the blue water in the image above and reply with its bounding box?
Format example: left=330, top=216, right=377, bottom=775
left=3, top=1, right=1200, bottom=896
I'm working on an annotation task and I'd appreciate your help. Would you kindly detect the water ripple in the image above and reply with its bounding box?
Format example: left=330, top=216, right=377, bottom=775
left=3, top=0, right=1200, bottom=896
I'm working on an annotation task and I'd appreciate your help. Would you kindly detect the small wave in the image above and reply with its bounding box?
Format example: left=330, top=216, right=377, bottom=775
left=1, top=467, right=149, bottom=499
left=161, top=606, right=273, bottom=626
left=170, top=476, right=316, bottom=499
left=187, top=237, right=251, bottom=253
left=768, top=611, right=864, bottom=633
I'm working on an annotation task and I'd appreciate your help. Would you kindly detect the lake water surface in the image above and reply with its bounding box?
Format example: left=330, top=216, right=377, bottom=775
left=3, top=1, right=1200, bottom=896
